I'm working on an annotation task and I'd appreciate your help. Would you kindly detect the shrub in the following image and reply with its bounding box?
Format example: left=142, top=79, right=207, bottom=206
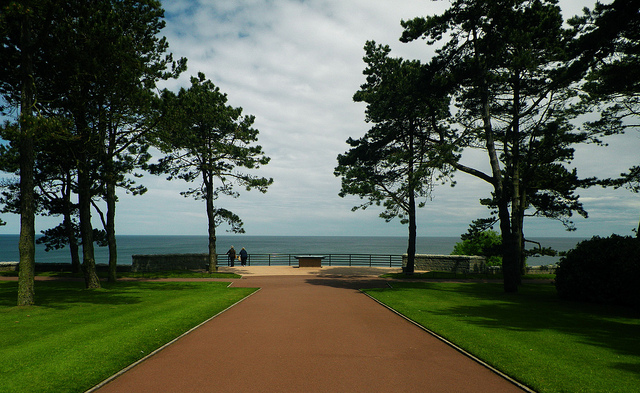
left=555, top=235, right=640, bottom=309
left=452, top=230, right=502, bottom=266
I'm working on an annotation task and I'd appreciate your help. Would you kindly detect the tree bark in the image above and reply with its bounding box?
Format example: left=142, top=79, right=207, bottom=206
left=75, top=112, right=101, bottom=289
left=78, top=164, right=100, bottom=289
left=106, top=179, right=117, bottom=282
left=17, top=10, right=35, bottom=306
left=406, top=192, right=417, bottom=275
left=510, top=71, right=525, bottom=281
left=205, top=172, right=218, bottom=273
left=63, top=171, right=81, bottom=274
left=405, top=129, right=416, bottom=275
left=477, top=48, right=518, bottom=292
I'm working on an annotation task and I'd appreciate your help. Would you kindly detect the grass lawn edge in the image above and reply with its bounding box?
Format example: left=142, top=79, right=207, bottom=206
left=85, top=286, right=261, bottom=393
left=359, top=288, right=537, bottom=393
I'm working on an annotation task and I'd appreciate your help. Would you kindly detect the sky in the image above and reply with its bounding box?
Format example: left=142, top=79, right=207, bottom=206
left=1, top=0, right=638, bottom=238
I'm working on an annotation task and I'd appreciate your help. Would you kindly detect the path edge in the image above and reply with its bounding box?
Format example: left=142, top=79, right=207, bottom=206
left=84, top=286, right=262, bottom=393
left=360, top=288, right=537, bottom=393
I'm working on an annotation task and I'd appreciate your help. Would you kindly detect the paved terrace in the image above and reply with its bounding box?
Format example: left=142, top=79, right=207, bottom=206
left=83, top=266, right=531, bottom=393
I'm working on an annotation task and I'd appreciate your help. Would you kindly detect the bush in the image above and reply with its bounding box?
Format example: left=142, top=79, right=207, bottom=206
left=555, top=235, right=640, bottom=309
left=452, top=230, right=502, bottom=266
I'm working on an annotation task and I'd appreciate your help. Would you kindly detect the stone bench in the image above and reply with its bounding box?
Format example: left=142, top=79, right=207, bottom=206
left=295, top=255, right=325, bottom=268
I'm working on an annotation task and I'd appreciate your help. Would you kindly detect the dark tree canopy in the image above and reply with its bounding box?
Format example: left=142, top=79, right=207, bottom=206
left=336, top=41, right=454, bottom=273
left=1, top=0, right=185, bottom=298
left=393, top=0, right=603, bottom=291
left=151, top=73, right=272, bottom=272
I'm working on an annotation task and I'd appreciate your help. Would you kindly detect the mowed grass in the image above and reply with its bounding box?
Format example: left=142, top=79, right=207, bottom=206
left=0, top=270, right=242, bottom=279
left=0, top=280, right=256, bottom=393
left=364, top=282, right=640, bottom=393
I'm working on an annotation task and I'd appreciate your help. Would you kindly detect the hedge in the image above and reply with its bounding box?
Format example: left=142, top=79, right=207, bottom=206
left=555, top=235, right=640, bottom=309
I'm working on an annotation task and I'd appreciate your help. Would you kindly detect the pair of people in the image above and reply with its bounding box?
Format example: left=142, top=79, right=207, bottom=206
left=226, top=246, right=248, bottom=267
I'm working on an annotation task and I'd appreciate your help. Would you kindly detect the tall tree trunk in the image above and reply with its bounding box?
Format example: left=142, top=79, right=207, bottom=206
left=517, top=217, right=526, bottom=277
left=105, top=131, right=118, bottom=283
left=76, top=117, right=100, bottom=289
left=205, top=173, right=217, bottom=273
left=405, top=128, right=416, bottom=275
left=499, top=212, right=520, bottom=293
left=103, top=123, right=118, bottom=282
left=78, top=167, right=100, bottom=288
left=406, top=191, right=417, bottom=275
left=63, top=170, right=81, bottom=274
left=17, top=10, right=35, bottom=306
left=479, top=62, right=518, bottom=292
left=106, top=179, right=117, bottom=282
left=510, top=72, right=525, bottom=282
left=63, top=206, right=81, bottom=274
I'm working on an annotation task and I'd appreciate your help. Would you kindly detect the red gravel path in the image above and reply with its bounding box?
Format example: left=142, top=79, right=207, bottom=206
left=89, top=275, right=529, bottom=393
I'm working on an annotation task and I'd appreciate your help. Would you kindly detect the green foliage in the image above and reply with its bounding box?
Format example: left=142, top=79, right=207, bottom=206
left=572, top=1, right=640, bottom=237
left=335, top=41, right=453, bottom=223
left=398, top=0, right=601, bottom=291
left=451, top=230, right=502, bottom=266
left=1, top=1, right=187, bottom=287
left=150, top=72, right=272, bottom=234
left=36, top=225, right=107, bottom=251
left=555, top=235, right=640, bottom=309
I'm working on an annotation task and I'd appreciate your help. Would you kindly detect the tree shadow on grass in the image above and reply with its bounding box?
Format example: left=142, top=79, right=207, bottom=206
left=387, top=281, right=640, bottom=377
left=0, top=280, right=210, bottom=309
left=304, top=276, right=394, bottom=290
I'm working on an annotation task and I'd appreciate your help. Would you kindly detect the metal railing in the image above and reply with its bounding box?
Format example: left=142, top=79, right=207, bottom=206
left=220, top=253, right=403, bottom=267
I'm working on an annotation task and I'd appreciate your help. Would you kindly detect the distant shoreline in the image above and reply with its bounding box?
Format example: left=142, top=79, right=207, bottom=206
left=0, top=234, right=586, bottom=266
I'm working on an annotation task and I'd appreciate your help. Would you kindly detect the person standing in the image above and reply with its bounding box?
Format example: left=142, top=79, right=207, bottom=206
left=227, top=246, right=236, bottom=267
left=239, top=247, right=248, bottom=266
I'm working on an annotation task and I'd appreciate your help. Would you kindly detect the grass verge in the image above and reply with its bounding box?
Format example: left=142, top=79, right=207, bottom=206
left=381, top=271, right=555, bottom=280
left=0, top=280, right=256, bottom=393
left=0, top=270, right=241, bottom=279
left=363, top=282, right=640, bottom=393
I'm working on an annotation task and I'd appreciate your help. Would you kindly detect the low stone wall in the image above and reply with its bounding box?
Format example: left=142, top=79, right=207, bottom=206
left=526, top=265, right=557, bottom=274
left=0, top=262, right=19, bottom=272
left=131, top=254, right=209, bottom=272
left=403, top=254, right=487, bottom=274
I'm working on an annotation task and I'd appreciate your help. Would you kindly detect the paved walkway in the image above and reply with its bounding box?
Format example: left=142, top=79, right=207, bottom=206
left=88, top=267, right=529, bottom=392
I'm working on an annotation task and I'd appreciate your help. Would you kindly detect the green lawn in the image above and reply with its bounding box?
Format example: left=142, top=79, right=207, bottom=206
left=363, top=282, right=640, bottom=393
left=382, top=271, right=556, bottom=280
left=0, top=280, right=256, bottom=393
left=0, top=270, right=242, bottom=279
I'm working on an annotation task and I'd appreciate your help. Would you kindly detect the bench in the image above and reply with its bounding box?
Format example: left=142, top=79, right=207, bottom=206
left=295, top=255, right=325, bottom=268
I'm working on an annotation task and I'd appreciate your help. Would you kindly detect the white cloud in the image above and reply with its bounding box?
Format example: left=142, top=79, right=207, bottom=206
left=2, top=0, right=636, bottom=239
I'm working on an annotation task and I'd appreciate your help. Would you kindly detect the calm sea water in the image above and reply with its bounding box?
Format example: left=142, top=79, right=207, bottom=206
left=0, top=234, right=584, bottom=266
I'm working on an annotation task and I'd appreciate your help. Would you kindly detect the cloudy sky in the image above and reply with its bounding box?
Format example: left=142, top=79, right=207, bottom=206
left=2, top=0, right=638, bottom=238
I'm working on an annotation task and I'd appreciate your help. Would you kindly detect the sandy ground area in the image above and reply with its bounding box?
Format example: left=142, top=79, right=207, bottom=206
left=217, top=265, right=405, bottom=277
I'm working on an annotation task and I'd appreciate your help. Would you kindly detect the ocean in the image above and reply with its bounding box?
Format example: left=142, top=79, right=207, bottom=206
left=0, top=234, right=585, bottom=266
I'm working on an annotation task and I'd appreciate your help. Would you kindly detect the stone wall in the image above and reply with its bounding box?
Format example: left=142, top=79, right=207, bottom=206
left=0, top=262, right=19, bottom=272
left=403, top=254, right=487, bottom=273
left=131, top=254, right=209, bottom=272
